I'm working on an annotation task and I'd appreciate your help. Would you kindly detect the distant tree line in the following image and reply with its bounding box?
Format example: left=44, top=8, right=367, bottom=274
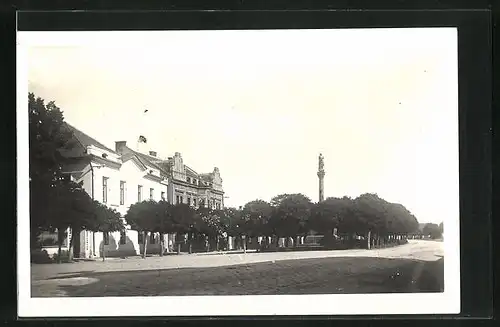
left=125, top=192, right=422, bottom=255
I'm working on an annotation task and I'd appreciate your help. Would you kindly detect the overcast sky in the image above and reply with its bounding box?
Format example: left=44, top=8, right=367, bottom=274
left=25, top=28, right=458, bottom=224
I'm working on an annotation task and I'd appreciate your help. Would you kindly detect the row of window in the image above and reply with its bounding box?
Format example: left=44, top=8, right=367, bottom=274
left=102, top=177, right=165, bottom=205
left=186, top=176, right=212, bottom=187
left=174, top=195, right=221, bottom=209
left=102, top=230, right=158, bottom=245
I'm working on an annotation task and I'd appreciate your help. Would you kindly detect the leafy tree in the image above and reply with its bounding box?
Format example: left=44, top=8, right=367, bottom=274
left=195, top=206, right=225, bottom=251
left=269, top=194, right=312, bottom=247
left=170, top=203, right=196, bottom=253
left=241, top=200, right=273, bottom=247
left=218, top=207, right=246, bottom=251
left=154, top=200, right=176, bottom=256
left=423, top=223, right=442, bottom=239
left=28, top=93, right=76, bottom=248
left=351, top=193, right=390, bottom=248
left=439, top=222, right=444, bottom=234
left=309, top=197, right=350, bottom=237
left=42, top=179, right=96, bottom=262
left=88, top=201, right=124, bottom=261
left=125, top=200, right=159, bottom=258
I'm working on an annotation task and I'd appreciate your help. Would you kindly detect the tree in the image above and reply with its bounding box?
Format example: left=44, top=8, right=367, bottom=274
left=351, top=193, right=390, bottom=249
left=422, top=223, right=442, bottom=239
left=439, top=222, right=444, bottom=234
left=269, top=194, right=312, bottom=247
left=28, top=93, right=76, bottom=249
left=125, top=200, right=159, bottom=258
left=41, top=179, right=96, bottom=262
left=170, top=203, right=196, bottom=253
left=309, top=197, right=350, bottom=237
left=196, top=207, right=225, bottom=251
left=241, top=200, right=273, bottom=248
left=154, top=200, right=175, bottom=256
left=88, top=201, right=124, bottom=261
left=218, top=207, right=245, bottom=251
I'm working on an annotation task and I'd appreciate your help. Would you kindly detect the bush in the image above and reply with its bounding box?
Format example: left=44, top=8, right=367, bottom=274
left=53, top=250, right=71, bottom=263
left=31, top=249, right=52, bottom=264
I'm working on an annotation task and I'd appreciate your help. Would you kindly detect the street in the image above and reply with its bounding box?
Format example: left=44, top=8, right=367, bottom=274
left=31, top=240, right=444, bottom=297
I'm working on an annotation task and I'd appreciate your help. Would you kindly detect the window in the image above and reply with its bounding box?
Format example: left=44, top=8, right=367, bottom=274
left=138, top=232, right=144, bottom=244
left=103, top=232, right=110, bottom=245
left=187, top=177, right=191, bottom=183
left=176, top=195, right=180, bottom=204
left=120, top=181, right=126, bottom=205
left=150, top=188, right=154, bottom=200
left=193, top=179, right=197, bottom=185
left=200, top=199, right=205, bottom=207
left=102, top=177, right=109, bottom=203
left=120, top=230, right=126, bottom=244
left=150, top=233, right=156, bottom=244
left=161, top=191, right=166, bottom=201
left=193, top=198, right=197, bottom=207
left=187, top=197, right=191, bottom=206
left=138, top=185, right=143, bottom=202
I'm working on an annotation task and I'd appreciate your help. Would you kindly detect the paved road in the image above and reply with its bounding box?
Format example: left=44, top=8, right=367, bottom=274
left=31, top=240, right=442, bottom=281
left=30, top=240, right=444, bottom=297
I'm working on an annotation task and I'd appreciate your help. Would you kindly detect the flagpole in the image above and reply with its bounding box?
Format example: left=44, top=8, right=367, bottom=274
left=137, top=109, right=148, bottom=152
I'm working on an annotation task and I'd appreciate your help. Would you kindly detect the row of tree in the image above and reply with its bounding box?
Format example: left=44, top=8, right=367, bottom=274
left=125, top=192, right=421, bottom=256
left=29, top=92, right=422, bottom=262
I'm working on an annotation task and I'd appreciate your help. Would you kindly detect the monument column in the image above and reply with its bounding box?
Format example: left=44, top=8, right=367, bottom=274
left=317, top=153, right=325, bottom=202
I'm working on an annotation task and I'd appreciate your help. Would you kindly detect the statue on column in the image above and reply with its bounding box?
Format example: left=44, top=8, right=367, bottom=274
left=318, top=153, right=324, bottom=171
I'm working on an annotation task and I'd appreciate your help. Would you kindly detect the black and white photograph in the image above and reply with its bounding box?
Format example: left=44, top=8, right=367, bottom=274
left=17, top=27, right=460, bottom=316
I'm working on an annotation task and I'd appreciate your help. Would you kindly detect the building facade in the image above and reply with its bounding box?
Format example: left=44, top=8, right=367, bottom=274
left=41, top=123, right=224, bottom=258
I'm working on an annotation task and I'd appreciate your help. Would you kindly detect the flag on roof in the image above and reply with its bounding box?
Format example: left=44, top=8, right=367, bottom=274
left=138, top=135, right=147, bottom=143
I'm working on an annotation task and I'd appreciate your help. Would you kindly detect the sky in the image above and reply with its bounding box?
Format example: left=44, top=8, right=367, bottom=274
left=25, top=28, right=458, bottom=224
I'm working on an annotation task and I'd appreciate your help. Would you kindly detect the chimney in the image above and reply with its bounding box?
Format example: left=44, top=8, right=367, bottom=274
left=149, top=151, right=157, bottom=157
left=115, top=141, right=127, bottom=154
left=175, top=152, right=181, bottom=157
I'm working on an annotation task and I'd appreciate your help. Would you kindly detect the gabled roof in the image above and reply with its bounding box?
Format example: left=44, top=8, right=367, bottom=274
left=121, top=152, right=147, bottom=171
left=65, top=123, right=117, bottom=154
left=133, top=151, right=166, bottom=173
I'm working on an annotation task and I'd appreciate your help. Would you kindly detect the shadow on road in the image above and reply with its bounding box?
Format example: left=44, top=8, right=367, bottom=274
left=33, top=256, right=445, bottom=297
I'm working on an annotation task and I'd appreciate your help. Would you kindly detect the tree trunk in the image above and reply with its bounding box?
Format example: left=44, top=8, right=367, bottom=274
left=188, top=233, right=193, bottom=254
left=92, top=231, right=96, bottom=257
left=142, top=231, right=148, bottom=259
left=177, top=242, right=181, bottom=254
left=216, top=236, right=219, bottom=251
left=68, top=228, right=74, bottom=261
left=367, top=230, right=371, bottom=250
left=159, top=232, right=164, bottom=257
left=275, top=236, right=280, bottom=247
left=56, top=228, right=64, bottom=264
left=227, top=236, right=231, bottom=250
left=102, top=236, right=106, bottom=261
left=243, top=236, right=247, bottom=253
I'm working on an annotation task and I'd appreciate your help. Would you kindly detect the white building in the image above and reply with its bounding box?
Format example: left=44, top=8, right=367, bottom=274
left=41, top=123, right=224, bottom=259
